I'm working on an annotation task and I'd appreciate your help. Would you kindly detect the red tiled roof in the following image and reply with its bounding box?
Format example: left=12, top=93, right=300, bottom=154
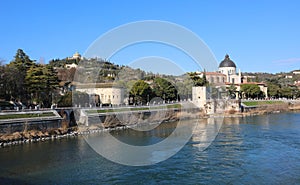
left=200, top=72, right=226, bottom=76
left=225, top=82, right=266, bottom=86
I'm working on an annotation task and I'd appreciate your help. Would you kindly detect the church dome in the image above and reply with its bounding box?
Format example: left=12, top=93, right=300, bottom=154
left=219, top=54, right=236, bottom=68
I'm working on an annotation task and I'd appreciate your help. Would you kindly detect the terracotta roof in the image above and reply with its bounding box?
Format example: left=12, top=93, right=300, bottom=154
left=200, top=72, right=226, bottom=76
left=225, top=82, right=266, bottom=86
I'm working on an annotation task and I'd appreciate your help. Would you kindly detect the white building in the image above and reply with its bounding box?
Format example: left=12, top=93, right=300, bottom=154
left=75, top=83, right=124, bottom=105
left=198, top=72, right=226, bottom=86
left=193, top=54, right=268, bottom=104
left=65, top=63, right=78, bottom=69
left=218, top=54, right=242, bottom=84
left=192, top=86, right=208, bottom=108
left=196, top=54, right=241, bottom=85
left=293, top=71, right=300, bottom=75
left=68, top=51, right=83, bottom=60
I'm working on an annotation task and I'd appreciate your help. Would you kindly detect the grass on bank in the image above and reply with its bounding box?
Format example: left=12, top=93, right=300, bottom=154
left=86, top=104, right=182, bottom=114
left=0, top=112, right=56, bottom=120
left=243, top=101, right=284, bottom=106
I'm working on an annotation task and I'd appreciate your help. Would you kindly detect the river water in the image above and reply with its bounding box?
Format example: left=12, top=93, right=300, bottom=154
left=0, top=112, right=300, bottom=184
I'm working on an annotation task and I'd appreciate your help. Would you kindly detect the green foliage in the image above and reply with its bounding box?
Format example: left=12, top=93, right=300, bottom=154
left=58, top=92, right=73, bottom=107
left=152, top=77, right=178, bottom=101
left=267, top=81, right=300, bottom=99
left=130, top=80, right=152, bottom=104
left=0, top=49, right=61, bottom=107
left=188, top=72, right=208, bottom=86
left=241, top=84, right=263, bottom=99
left=49, top=58, right=79, bottom=68
left=280, top=86, right=292, bottom=98
left=58, top=91, right=90, bottom=107
left=26, top=64, right=60, bottom=106
left=175, top=74, right=193, bottom=100
left=243, top=101, right=284, bottom=106
left=267, top=83, right=281, bottom=98
left=73, top=91, right=90, bottom=106
left=5, top=49, right=35, bottom=101
left=9, top=49, right=34, bottom=72
left=0, top=112, right=55, bottom=120
left=226, top=84, right=237, bottom=99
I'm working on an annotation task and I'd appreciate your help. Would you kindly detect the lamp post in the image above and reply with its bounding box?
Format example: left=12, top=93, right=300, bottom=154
left=147, top=94, right=149, bottom=106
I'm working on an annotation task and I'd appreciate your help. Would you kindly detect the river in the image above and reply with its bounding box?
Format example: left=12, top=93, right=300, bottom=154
left=0, top=112, right=300, bottom=184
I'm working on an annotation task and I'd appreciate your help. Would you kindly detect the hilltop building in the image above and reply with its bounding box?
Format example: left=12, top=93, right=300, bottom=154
left=65, top=63, right=78, bottom=69
left=68, top=51, right=83, bottom=60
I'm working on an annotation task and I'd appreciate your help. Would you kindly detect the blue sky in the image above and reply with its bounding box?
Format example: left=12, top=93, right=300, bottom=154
left=1, top=0, right=300, bottom=73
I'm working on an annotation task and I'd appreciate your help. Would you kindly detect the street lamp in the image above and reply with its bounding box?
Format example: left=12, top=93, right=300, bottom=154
left=147, top=94, right=149, bottom=106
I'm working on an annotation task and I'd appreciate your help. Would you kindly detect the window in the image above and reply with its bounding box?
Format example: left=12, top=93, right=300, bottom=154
left=232, top=78, right=235, bottom=84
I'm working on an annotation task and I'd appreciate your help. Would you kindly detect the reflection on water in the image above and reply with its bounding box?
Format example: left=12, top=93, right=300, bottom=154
left=192, top=117, right=223, bottom=151
left=0, top=113, right=300, bottom=184
left=84, top=119, right=199, bottom=166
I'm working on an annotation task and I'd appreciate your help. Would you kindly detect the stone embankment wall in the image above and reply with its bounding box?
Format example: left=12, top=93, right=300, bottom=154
left=226, top=102, right=300, bottom=117
left=0, top=110, right=63, bottom=134
left=81, top=108, right=202, bottom=130
left=0, top=119, right=62, bottom=134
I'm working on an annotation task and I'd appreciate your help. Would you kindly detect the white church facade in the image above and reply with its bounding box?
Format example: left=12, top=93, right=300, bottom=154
left=195, top=54, right=268, bottom=97
left=192, top=54, right=268, bottom=111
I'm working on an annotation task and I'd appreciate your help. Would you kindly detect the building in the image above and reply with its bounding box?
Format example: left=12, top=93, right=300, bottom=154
left=68, top=52, right=83, bottom=60
left=198, top=72, right=226, bottom=86
left=218, top=54, right=242, bottom=84
left=193, top=54, right=268, bottom=102
left=293, top=70, right=300, bottom=75
left=217, top=54, right=267, bottom=98
left=196, top=54, right=241, bottom=85
left=75, top=83, right=124, bottom=105
left=65, top=63, right=78, bottom=69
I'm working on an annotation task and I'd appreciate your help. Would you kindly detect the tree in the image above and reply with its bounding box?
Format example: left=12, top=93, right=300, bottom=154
left=188, top=72, right=208, bottom=86
left=152, top=77, right=178, bottom=102
left=26, top=64, right=60, bottom=106
left=240, top=84, right=262, bottom=99
left=280, top=86, right=292, bottom=98
left=0, top=60, right=6, bottom=99
left=226, top=84, right=237, bottom=99
left=267, top=83, right=281, bottom=98
left=7, top=49, right=34, bottom=102
left=130, top=80, right=152, bottom=105
left=58, top=91, right=89, bottom=107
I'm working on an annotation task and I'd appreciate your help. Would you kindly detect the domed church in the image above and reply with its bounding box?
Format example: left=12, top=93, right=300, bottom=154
left=193, top=54, right=268, bottom=100
left=218, top=54, right=241, bottom=84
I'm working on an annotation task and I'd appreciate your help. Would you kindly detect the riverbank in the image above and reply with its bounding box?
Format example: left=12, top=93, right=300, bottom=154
left=0, top=107, right=204, bottom=148
left=225, top=101, right=300, bottom=117
left=0, top=127, right=79, bottom=147
left=1, top=102, right=300, bottom=148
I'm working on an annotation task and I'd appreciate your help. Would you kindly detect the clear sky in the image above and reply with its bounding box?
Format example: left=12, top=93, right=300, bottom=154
left=1, top=0, right=300, bottom=73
